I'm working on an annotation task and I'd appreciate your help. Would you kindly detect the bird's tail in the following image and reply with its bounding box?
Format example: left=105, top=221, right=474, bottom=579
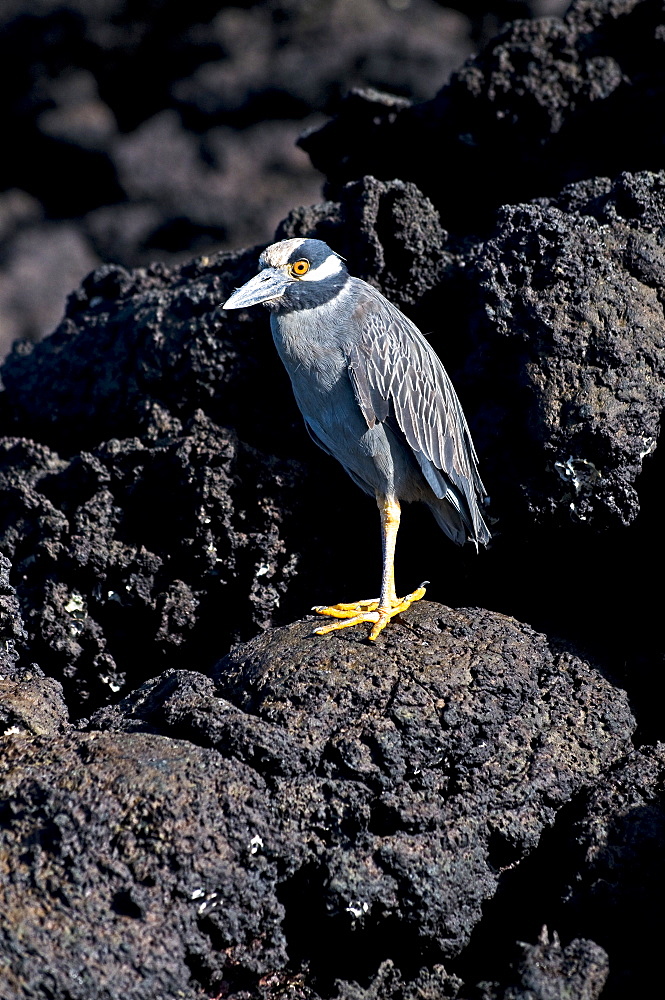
left=426, top=492, right=491, bottom=550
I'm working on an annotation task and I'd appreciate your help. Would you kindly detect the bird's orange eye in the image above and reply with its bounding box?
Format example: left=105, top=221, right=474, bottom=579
left=291, top=260, right=310, bottom=276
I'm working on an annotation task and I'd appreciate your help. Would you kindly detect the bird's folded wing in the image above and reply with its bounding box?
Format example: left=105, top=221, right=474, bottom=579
left=346, top=289, right=486, bottom=506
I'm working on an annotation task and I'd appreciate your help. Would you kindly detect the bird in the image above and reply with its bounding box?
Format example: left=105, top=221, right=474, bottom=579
left=223, top=237, right=490, bottom=640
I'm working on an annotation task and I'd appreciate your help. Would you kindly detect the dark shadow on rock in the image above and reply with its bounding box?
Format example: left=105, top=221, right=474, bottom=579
left=554, top=744, right=665, bottom=999
left=455, top=743, right=665, bottom=1000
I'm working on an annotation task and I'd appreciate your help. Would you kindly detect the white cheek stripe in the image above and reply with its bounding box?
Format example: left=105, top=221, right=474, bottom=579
left=301, top=254, right=343, bottom=281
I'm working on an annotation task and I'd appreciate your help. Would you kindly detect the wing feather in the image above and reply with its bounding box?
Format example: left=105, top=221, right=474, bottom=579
left=346, top=280, right=489, bottom=545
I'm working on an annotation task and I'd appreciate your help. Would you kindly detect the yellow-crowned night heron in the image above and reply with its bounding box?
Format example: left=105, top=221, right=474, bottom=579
left=224, top=238, right=489, bottom=639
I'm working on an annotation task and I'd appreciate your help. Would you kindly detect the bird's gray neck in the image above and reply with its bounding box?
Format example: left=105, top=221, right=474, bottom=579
left=270, top=282, right=356, bottom=389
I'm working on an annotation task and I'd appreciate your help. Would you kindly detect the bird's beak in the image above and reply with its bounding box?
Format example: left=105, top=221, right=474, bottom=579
left=223, top=267, right=291, bottom=310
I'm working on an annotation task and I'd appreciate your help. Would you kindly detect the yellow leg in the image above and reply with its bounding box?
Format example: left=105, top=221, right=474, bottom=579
left=312, top=495, right=427, bottom=640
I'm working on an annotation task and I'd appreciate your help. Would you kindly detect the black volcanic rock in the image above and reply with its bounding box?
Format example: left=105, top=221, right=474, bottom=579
left=0, top=552, right=69, bottom=736
left=0, top=247, right=297, bottom=452
left=302, top=0, right=665, bottom=232
left=0, top=730, right=302, bottom=1000
left=0, top=551, right=27, bottom=668
left=86, top=601, right=634, bottom=993
left=556, top=743, right=665, bottom=997
left=277, top=175, right=453, bottom=313
left=480, top=932, right=610, bottom=1000
left=0, top=412, right=304, bottom=710
left=330, top=932, right=609, bottom=1000
left=211, top=603, right=633, bottom=972
left=466, top=169, right=665, bottom=531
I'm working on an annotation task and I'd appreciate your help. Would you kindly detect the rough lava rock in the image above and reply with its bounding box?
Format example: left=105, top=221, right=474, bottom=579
left=0, top=730, right=302, bottom=1000
left=75, top=601, right=634, bottom=997
left=554, top=743, right=665, bottom=997
left=0, top=552, right=69, bottom=736
left=302, top=0, right=665, bottom=232
left=466, top=169, right=665, bottom=531
left=0, top=410, right=304, bottom=710
left=478, top=931, right=610, bottom=1000
left=331, top=931, right=609, bottom=1000
left=211, top=603, right=634, bottom=974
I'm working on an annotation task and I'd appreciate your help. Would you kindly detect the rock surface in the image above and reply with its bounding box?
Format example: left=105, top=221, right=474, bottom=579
left=0, top=553, right=69, bottom=736
left=0, top=408, right=304, bottom=709
left=0, top=730, right=299, bottom=1000
left=555, top=743, right=665, bottom=998
left=0, top=602, right=633, bottom=999
left=302, top=0, right=665, bottom=231
left=467, top=169, right=665, bottom=531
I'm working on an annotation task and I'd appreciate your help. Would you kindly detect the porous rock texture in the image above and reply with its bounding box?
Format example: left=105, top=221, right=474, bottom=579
left=0, top=603, right=633, bottom=999
left=0, top=553, right=69, bottom=737
left=302, top=0, right=665, bottom=231
left=469, top=169, right=665, bottom=529
left=0, top=730, right=298, bottom=1000
left=1, top=0, right=664, bottom=998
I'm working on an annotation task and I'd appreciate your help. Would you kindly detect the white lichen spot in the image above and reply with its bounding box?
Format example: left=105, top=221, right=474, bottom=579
left=3, top=725, right=23, bottom=737
left=554, top=456, right=601, bottom=494
left=197, top=891, right=219, bottom=915
left=100, top=675, right=122, bottom=693
left=345, top=901, right=369, bottom=919
left=64, top=592, right=86, bottom=615
left=249, top=834, right=264, bottom=855
left=256, top=563, right=271, bottom=578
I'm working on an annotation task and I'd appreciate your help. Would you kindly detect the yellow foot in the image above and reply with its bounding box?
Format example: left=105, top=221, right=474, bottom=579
left=312, top=583, right=428, bottom=641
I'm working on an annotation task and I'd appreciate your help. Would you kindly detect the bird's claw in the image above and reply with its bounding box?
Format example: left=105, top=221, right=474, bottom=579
left=311, top=597, right=380, bottom=616
left=312, top=583, right=427, bottom=640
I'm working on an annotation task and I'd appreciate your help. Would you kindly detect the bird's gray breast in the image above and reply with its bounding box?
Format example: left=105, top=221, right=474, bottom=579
left=270, top=288, right=421, bottom=499
left=270, top=289, right=360, bottom=430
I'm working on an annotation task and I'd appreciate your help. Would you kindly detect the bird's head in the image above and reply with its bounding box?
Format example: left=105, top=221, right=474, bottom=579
left=223, top=238, right=348, bottom=313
